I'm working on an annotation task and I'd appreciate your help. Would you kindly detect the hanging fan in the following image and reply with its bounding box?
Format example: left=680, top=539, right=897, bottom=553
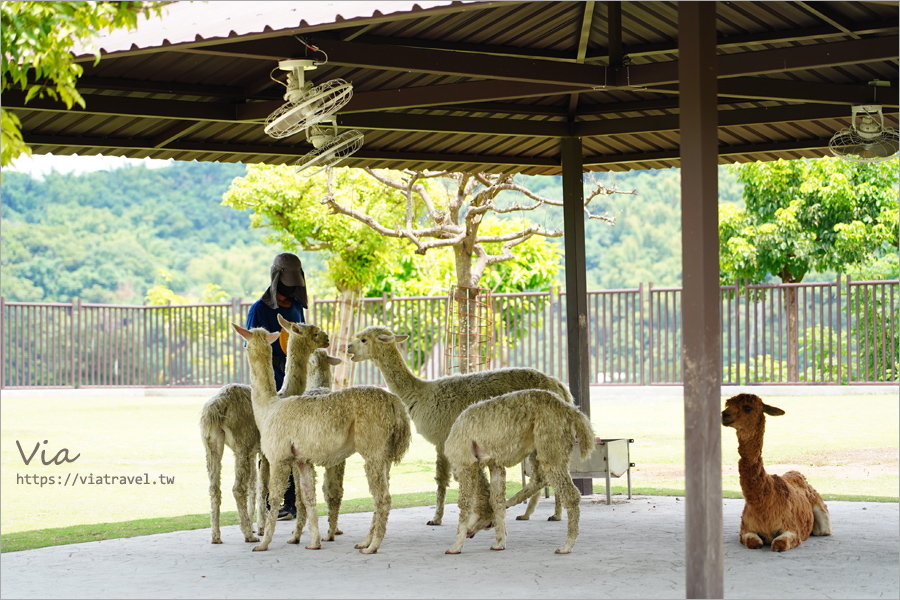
left=828, top=105, right=900, bottom=163
left=294, top=118, right=364, bottom=177
left=264, top=58, right=353, bottom=139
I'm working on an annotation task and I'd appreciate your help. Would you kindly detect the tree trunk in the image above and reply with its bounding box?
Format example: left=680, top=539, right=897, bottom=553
left=783, top=286, right=800, bottom=382
left=331, top=287, right=359, bottom=390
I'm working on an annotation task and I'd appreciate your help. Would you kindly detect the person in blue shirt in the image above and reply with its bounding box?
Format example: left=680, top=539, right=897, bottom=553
left=246, top=252, right=307, bottom=521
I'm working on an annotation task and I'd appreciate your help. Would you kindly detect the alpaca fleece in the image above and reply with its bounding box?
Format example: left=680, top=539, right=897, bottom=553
left=444, top=389, right=595, bottom=555
left=347, top=325, right=574, bottom=527
left=722, top=393, right=832, bottom=552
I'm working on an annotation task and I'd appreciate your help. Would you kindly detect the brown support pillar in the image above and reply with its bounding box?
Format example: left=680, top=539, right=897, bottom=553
left=562, top=135, right=592, bottom=495
left=679, top=2, right=723, bottom=598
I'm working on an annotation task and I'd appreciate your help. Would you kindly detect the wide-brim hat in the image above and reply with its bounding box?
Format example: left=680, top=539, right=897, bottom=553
left=261, top=252, right=308, bottom=310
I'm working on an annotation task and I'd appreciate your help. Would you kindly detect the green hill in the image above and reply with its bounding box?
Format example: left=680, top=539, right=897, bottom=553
left=1, top=161, right=743, bottom=303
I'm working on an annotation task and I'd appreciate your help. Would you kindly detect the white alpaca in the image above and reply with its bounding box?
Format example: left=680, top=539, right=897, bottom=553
left=200, top=383, right=266, bottom=544
left=234, top=322, right=412, bottom=553
left=286, top=342, right=347, bottom=542
left=347, top=325, right=574, bottom=528
left=444, top=389, right=595, bottom=554
left=200, top=326, right=340, bottom=544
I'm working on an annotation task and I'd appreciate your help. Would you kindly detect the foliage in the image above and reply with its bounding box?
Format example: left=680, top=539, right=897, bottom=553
left=1, top=1, right=165, bottom=165
left=720, top=157, right=899, bottom=285
left=3, top=160, right=748, bottom=304
left=222, top=165, right=410, bottom=295
left=0, top=162, right=257, bottom=303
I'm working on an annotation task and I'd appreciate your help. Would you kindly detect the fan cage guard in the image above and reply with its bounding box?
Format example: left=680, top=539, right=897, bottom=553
left=829, top=128, right=900, bottom=163
left=294, top=130, right=364, bottom=177
left=444, top=285, right=493, bottom=375
left=264, top=78, right=353, bottom=139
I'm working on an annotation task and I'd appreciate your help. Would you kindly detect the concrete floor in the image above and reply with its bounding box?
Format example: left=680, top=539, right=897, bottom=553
left=2, top=495, right=897, bottom=599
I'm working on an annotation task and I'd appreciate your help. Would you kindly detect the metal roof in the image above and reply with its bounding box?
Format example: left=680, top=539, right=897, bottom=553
left=7, top=0, right=899, bottom=174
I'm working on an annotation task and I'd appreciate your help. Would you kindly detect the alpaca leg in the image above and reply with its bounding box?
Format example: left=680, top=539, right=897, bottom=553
left=548, top=467, right=581, bottom=554
left=323, top=461, right=346, bottom=541
left=488, top=464, right=507, bottom=551
left=290, top=461, right=321, bottom=549
left=771, top=531, right=801, bottom=552
left=467, top=467, right=494, bottom=537
left=287, top=462, right=306, bottom=545
left=205, top=433, right=224, bottom=544
left=740, top=528, right=765, bottom=549
left=233, top=452, right=259, bottom=543
left=256, top=455, right=269, bottom=536
left=446, top=466, right=477, bottom=554
left=357, top=461, right=391, bottom=554
left=247, top=455, right=257, bottom=536
left=429, top=449, right=450, bottom=526
left=550, top=493, right=563, bottom=521
left=295, top=475, right=308, bottom=541
left=812, top=501, right=832, bottom=536
left=508, top=463, right=548, bottom=517
left=254, top=461, right=291, bottom=551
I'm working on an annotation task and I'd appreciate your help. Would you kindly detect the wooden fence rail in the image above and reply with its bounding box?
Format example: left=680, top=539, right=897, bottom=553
left=2, top=277, right=897, bottom=389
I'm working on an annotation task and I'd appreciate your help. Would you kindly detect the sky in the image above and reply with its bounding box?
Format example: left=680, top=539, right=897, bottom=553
left=5, top=153, right=174, bottom=179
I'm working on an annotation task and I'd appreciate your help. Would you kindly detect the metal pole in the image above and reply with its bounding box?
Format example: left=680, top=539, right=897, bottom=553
left=679, top=2, right=723, bottom=597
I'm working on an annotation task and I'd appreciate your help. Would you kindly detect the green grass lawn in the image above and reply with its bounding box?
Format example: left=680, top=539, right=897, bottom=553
left=1, top=389, right=897, bottom=552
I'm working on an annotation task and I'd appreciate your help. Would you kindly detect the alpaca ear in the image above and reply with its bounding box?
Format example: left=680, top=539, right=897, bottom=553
left=377, top=333, right=396, bottom=343
left=266, top=332, right=281, bottom=345
left=233, top=323, right=251, bottom=340
left=394, top=334, right=410, bottom=343
left=276, top=313, right=291, bottom=330
left=328, top=356, right=343, bottom=366
left=763, top=404, right=785, bottom=416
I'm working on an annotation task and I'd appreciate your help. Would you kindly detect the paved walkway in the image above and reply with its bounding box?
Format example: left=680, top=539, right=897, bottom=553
left=2, top=495, right=897, bottom=599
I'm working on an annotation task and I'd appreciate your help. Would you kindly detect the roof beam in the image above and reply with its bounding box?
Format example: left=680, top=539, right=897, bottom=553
left=345, top=104, right=867, bottom=137
left=797, top=2, right=861, bottom=39
left=316, top=39, right=608, bottom=86
left=169, top=32, right=898, bottom=93
left=338, top=81, right=591, bottom=114
left=21, top=130, right=842, bottom=168
left=340, top=113, right=570, bottom=137
left=568, top=1, right=598, bottom=115
left=645, top=77, right=900, bottom=107
left=592, top=19, right=896, bottom=61
left=3, top=91, right=239, bottom=121
left=582, top=138, right=835, bottom=167
left=627, top=36, right=900, bottom=86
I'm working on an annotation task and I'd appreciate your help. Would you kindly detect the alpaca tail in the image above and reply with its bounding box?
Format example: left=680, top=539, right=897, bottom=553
left=386, top=393, right=412, bottom=465
left=200, top=402, right=227, bottom=475
left=553, top=379, right=576, bottom=406
left=568, top=404, right=596, bottom=461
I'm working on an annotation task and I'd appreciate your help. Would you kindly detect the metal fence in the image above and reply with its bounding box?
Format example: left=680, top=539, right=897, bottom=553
left=2, top=277, right=897, bottom=389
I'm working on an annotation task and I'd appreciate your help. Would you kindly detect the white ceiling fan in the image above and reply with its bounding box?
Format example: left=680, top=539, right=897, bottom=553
left=294, top=117, right=364, bottom=177
left=828, top=105, right=900, bottom=163
left=264, top=56, right=353, bottom=140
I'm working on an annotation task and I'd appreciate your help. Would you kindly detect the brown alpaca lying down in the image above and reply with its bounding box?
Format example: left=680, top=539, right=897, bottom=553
left=722, top=393, right=833, bottom=552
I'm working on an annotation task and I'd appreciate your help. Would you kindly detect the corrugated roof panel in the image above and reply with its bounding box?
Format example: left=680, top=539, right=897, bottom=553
left=85, top=1, right=491, bottom=55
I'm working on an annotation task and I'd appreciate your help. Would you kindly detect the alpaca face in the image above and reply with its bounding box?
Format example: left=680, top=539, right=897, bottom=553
left=282, top=319, right=330, bottom=357
left=346, top=326, right=398, bottom=362
left=721, top=393, right=785, bottom=432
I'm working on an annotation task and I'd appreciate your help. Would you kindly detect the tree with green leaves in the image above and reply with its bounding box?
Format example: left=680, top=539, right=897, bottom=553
left=323, top=168, right=623, bottom=372
left=719, top=156, right=899, bottom=380
left=223, top=166, right=415, bottom=387
left=1, top=1, right=164, bottom=166
left=224, top=166, right=572, bottom=377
